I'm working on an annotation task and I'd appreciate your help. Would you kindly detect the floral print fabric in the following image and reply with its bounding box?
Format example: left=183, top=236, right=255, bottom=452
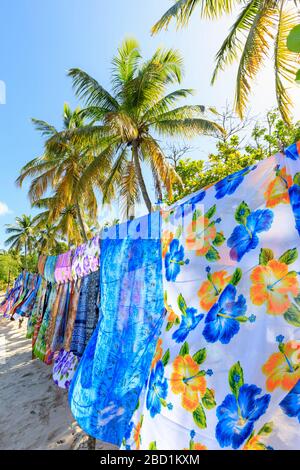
left=43, top=256, right=57, bottom=283
left=123, top=146, right=300, bottom=450
left=68, top=212, right=165, bottom=446
left=71, top=235, right=100, bottom=280
left=52, top=349, right=79, bottom=389
left=54, top=250, right=73, bottom=284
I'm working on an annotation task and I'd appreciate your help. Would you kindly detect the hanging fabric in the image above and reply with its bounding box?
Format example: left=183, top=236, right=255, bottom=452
left=122, top=145, right=300, bottom=450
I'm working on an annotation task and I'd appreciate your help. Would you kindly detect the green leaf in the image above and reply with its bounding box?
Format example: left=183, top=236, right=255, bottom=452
left=166, top=321, right=174, bottom=331
left=202, top=388, right=216, bottom=410
left=228, top=362, right=244, bottom=398
left=175, top=316, right=180, bottom=325
left=283, top=302, right=300, bottom=327
left=177, top=293, right=187, bottom=314
left=235, top=201, right=250, bottom=225
left=192, top=348, right=207, bottom=365
left=293, top=172, right=300, bottom=186
left=259, top=248, right=274, bottom=265
left=279, top=248, right=298, bottom=265
left=258, top=422, right=273, bottom=436
left=212, top=232, right=225, bottom=246
left=230, top=268, right=242, bottom=286
left=149, top=441, right=157, bottom=450
left=175, top=224, right=182, bottom=239
left=162, top=349, right=170, bottom=367
left=192, top=209, right=202, bottom=223
left=205, top=204, right=216, bottom=219
left=179, top=341, right=189, bottom=356
left=296, top=69, right=300, bottom=84
left=235, top=316, right=248, bottom=323
left=192, top=403, right=207, bottom=429
left=287, top=25, right=300, bottom=53
left=205, top=246, right=220, bottom=261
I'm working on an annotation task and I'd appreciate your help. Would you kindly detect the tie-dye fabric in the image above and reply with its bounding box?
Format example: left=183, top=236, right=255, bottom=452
left=37, top=254, right=47, bottom=276
left=122, top=147, right=300, bottom=450
left=33, top=284, right=58, bottom=362
left=69, top=212, right=165, bottom=446
left=71, top=235, right=100, bottom=280
left=26, top=278, right=48, bottom=339
left=52, top=349, right=79, bottom=389
left=64, top=280, right=82, bottom=351
left=43, top=256, right=58, bottom=283
left=54, top=251, right=73, bottom=284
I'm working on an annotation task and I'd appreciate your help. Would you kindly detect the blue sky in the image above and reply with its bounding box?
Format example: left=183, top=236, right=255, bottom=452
left=0, top=0, right=299, bottom=247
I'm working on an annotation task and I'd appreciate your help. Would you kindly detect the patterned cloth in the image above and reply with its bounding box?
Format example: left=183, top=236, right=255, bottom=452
left=69, top=275, right=90, bottom=357
left=44, top=256, right=58, bottom=283
left=68, top=212, right=165, bottom=446
left=37, top=254, right=47, bottom=276
left=14, top=275, right=40, bottom=318
left=49, top=282, right=70, bottom=355
left=27, top=279, right=48, bottom=339
left=33, top=283, right=58, bottom=362
left=54, top=251, right=73, bottom=284
left=71, top=235, right=100, bottom=280
left=64, top=280, right=82, bottom=351
left=122, top=146, right=300, bottom=450
left=52, top=349, right=79, bottom=389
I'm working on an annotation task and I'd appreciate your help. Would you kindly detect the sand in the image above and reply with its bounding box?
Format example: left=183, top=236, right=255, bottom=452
left=0, top=317, right=118, bottom=450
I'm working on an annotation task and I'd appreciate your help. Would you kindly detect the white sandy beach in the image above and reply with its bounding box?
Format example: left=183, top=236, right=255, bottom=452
left=0, top=317, right=118, bottom=450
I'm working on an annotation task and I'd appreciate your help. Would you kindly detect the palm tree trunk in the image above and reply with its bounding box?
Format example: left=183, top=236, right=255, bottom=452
left=76, top=203, right=88, bottom=242
left=132, top=141, right=152, bottom=213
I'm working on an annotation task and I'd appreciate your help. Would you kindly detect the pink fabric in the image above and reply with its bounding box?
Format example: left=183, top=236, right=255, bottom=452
left=54, top=251, right=73, bottom=284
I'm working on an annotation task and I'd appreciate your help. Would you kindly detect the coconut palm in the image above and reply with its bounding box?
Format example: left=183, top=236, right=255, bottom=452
left=152, top=0, right=299, bottom=124
left=5, top=214, right=39, bottom=267
left=16, top=103, right=102, bottom=242
left=51, top=38, right=223, bottom=215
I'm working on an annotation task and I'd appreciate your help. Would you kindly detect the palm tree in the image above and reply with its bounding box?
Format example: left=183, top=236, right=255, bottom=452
left=16, top=104, right=102, bottom=242
left=49, top=38, right=223, bottom=215
left=152, top=0, right=299, bottom=124
left=5, top=214, right=39, bottom=268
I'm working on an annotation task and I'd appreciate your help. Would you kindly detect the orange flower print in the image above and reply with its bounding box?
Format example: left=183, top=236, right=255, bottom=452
left=192, top=443, right=207, bottom=450
left=186, top=216, right=216, bottom=256
left=162, top=230, right=174, bottom=258
left=151, top=339, right=163, bottom=368
left=264, top=166, right=292, bottom=208
left=198, top=268, right=231, bottom=311
left=170, top=355, right=207, bottom=411
left=243, top=436, right=266, bottom=450
left=262, top=340, right=300, bottom=392
left=133, top=416, right=143, bottom=450
left=250, top=259, right=299, bottom=315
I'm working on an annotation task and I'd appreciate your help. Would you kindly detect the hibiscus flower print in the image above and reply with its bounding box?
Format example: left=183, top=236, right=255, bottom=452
left=185, top=205, right=225, bottom=261
left=146, top=361, right=169, bottom=418
left=165, top=239, right=189, bottom=281
left=170, top=353, right=207, bottom=412
left=162, top=230, right=174, bottom=258
left=216, top=362, right=271, bottom=449
left=242, top=422, right=274, bottom=450
left=250, top=249, right=299, bottom=315
left=198, top=266, right=237, bottom=311
left=215, top=166, right=255, bottom=200
left=227, top=202, right=274, bottom=262
left=285, top=141, right=300, bottom=160
left=289, top=183, right=300, bottom=236
left=262, top=336, right=300, bottom=392
left=264, top=165, right=292, bottom=208
left=279, top=380, right=300, bottom=422
left=172, top=294, right=204, bottom=343
left=151, top=338, right=163, bottom=368
left=202, top=284, right=248, bottom=345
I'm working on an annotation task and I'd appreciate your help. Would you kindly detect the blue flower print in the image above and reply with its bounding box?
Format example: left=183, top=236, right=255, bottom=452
left=289, top=184, right=300, bottom=236
left=165, top=239, right=189, bottom=281
left=227, top=209, right=274, bottom=261
left=146, top=361, right=168, bottom=418
left=215, top=167, right=253, bottom=200
left=172, top=307, right=204, bottom=343
left=216, top=384, right=271, bottom=449
left=280, top=381, right=300, bottom=422
left=202, top=284, right=247, bottom=344
left=285, top=142, right=299, bottom=161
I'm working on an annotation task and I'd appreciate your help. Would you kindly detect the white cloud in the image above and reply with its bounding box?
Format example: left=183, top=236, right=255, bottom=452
left=0, top=202, right=12, bottom=216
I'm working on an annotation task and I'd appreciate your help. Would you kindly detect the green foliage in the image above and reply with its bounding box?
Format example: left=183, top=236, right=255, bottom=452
left=0, top=252, right=21, bottom=290
left=168, top=111, right=300, bottom=203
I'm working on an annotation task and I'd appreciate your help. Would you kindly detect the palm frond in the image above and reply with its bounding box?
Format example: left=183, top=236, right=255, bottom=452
left=31, top=118, right=57, bottom=137
left=68, top=68, right=120, bottom=111
left=235, top=2, right=277, bottom=118
left=274, top=3, right=299, bottom=124
left=152, top=0, right=237, bottom=34
left=154, top=117, right=224, bottom=137
left=112, top=38, right=141, bottom=94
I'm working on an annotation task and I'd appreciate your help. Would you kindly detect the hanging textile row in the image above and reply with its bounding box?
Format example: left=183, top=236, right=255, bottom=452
left=1, top=142, right=300, bottom=450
